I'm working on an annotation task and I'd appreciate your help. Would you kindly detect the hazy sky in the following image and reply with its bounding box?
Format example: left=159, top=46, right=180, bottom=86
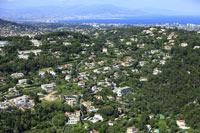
left=0, top=0, right=200, bottom=15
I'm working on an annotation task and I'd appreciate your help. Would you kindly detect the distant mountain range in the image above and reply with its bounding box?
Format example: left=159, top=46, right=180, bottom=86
left=0, top=5, right=184, bottom=22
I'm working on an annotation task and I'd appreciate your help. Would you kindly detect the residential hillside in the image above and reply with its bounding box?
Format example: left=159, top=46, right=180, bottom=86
left=0, top=18, right=22, bottom=26
left=0, top=26, right=200, bottom=132
left=0, top=18, right=41, bottom=36
left=0, top=18, right=122, bottom=36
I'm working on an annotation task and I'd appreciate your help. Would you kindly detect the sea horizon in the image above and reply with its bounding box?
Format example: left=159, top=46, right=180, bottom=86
left=57, top=16, right=200, bottom=25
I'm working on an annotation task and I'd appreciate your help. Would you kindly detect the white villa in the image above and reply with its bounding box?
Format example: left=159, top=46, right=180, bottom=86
left=64, top=95, right=77, bottom=107
left=18, top=79, right=27, bottom=85
left=41, top=83, right=56, bottom=93
left=0, top=41, right=8, bottom=47
left=90, top=114, right=104, bottom=123
left=102, top=48, right=108, bottom=53
left=179, top=43, right=188, bottom=47
left=65, top=75, right=72, bottom=80
left=18, top=49, right=42, bottom=56
left=65, top=111, right=80, bottom=124
left=11, top=73, right=24, bottom=79
left=127, top=126, right=137, bottom=133
left=31, top=40, right=41, bottom=47
left=176, top=120, right=190, bottom=130
left=113, top=86, right=132, bottom=97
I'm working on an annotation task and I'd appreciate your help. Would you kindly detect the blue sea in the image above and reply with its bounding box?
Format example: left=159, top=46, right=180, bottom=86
left=58, top=16, right=200, bottom=25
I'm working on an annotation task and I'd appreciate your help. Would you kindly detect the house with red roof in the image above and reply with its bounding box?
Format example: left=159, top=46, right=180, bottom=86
left=176, top=120, right=190, bottom=130
left=127, top=126, right=137, bottom=133
left=78, top=81, right=85, bottom=87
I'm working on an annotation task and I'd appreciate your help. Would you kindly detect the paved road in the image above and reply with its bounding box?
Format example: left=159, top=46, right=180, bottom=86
left=79, top=94, right=84, bottom=122
left=75, top=59, right=85, bottom=73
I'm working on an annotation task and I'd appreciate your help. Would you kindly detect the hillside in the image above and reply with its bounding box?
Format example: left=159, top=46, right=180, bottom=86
left=0, top=27, right=200, bottom=132
left=0, top=18, right=39, bottom=36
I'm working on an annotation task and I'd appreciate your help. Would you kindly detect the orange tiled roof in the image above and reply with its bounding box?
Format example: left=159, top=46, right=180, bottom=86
left=128, top=126, right=136, bottom=129
left=178, top=120, right=185, bottom=123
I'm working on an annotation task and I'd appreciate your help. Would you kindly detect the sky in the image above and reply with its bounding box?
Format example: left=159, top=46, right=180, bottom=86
left=0, top=0, right=200, bottom=15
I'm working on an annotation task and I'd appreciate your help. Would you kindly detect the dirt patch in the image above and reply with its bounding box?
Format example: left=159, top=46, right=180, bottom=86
left=40, top=91, right=59, bottom=101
